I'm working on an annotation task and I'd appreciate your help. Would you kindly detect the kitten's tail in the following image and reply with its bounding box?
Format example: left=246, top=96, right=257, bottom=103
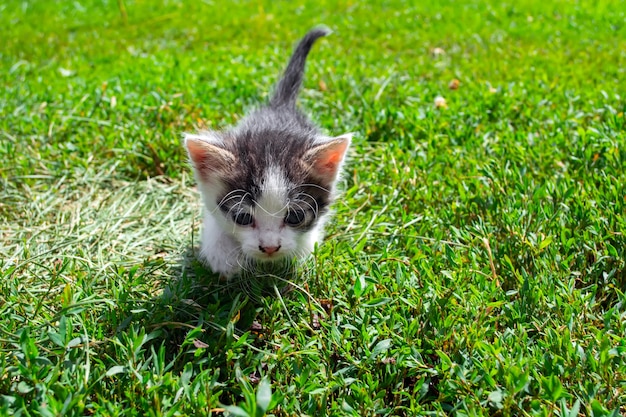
left=270, top=26, right=331, bottom=109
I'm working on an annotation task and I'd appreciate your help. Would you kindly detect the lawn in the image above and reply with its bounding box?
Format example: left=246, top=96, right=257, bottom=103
left=1, top=0, right=626, bottom=415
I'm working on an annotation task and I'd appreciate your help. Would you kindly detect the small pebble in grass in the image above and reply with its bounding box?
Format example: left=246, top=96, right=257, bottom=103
left=53, top=258, right=63, bottom=271
left=319, top=298, right=333, bottom=314
left=59, top=67, right=74, bottom=77
left=248, top=371, right=261, bottom=384
left=250, top=321, right=264, bottom=334
left=311, top=312, right=320, bottom=330
left=193, top=339, right=209, bottom=349
left=432, top=47, right=446, bottom=57
left=448, top=79, right=460, bottom=90
left=434, top=96, right=448, bottom=109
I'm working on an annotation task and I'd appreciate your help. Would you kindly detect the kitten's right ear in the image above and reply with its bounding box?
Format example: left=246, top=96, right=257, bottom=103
left=303, top=134, right=351, bottom=185
left=184, top=132, right=235, bottom=183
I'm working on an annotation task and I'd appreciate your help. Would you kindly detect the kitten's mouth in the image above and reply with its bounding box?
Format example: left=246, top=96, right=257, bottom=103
left=250, top=246, right=288, bottom=262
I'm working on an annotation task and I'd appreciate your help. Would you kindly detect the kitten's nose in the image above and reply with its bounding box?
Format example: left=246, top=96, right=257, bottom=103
left=259, top=245, right=281, bottom=255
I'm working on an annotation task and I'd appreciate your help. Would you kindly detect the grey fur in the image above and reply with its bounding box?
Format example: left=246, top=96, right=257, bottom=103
left=270, top=26, right=331, bottom=109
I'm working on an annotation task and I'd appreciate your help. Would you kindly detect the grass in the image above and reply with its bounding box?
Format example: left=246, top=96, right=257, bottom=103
left=1, top=0, right=626, bottom=415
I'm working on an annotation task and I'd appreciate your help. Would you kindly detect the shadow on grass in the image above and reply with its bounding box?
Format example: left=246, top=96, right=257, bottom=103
left=111, top=243, right=306, bottom=366
left=132, top=245, right=261, bottom=360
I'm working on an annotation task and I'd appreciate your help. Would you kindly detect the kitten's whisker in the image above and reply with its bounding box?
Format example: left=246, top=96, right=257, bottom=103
left=254, top=198, right=290, bottom=217
left=293, top=199, right=318, bottom=219
left=226, top=194, right=252, bottom=233
left=215, top=190, right=251, bottom=213
left=297, top=193, right=317, bottom=204
left=294, top=191, right=319, bottom=203
left=280, top=200, right=291, bottom=213
left=291, top=183, right=330, bottom=193
left=234, top=193, right=249, bottom=211
left=292, top=201, right=317, bottom=222
left=224, top=247, right=245, bottom=269
left=217, top=189, right=249, bottom=206
left=292, top=191, right=319, bottom=214
left=236, top=255, right=250, bottom=272
left=289, top=203, right=305, bottom=221
left=222, top=197, right=249, bottom=220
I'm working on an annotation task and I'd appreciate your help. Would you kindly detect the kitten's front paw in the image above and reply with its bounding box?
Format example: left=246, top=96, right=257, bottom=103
left=198, top=248, right=240, bottom=278
left=198, top=212, right=242, bottom=278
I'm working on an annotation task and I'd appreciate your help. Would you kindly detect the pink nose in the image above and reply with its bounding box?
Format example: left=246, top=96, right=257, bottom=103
left=259, top=245, right=281, bottom=255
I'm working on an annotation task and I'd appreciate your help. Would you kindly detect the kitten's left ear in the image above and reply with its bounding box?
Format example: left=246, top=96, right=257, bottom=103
left=184, top=132, right=235, bottom=183
left=304, top=134, right=352, bottom=184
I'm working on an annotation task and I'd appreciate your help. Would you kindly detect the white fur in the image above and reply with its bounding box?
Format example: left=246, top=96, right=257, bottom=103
left=184, top=131, right=223, bottom=145
left=197, top=166, right=326, bottom=277
left=199, top=210, right=241, bottom=277
left=240, top=167, right=291, bottom=260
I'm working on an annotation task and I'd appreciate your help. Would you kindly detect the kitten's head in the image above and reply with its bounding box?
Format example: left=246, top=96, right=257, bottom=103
left=185, top=126, right=350, bottom=265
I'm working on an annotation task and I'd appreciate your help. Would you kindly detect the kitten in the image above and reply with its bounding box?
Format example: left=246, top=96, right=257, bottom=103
left=184, top=27, right=351, bottom=278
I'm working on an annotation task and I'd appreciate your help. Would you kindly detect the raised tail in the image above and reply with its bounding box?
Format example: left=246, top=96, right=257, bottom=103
left=269, top=26, right=331, bottom=109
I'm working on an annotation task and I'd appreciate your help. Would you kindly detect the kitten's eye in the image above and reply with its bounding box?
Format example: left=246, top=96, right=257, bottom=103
left=285, top=210, right=306, bottom=226
left=233, top=212, right=254, bottom=226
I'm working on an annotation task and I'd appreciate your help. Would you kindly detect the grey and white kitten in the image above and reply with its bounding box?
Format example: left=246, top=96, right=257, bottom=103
left=185, top=27, right=351, bottom=278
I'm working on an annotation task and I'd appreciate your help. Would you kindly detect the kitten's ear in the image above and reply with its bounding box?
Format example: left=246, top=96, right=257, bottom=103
left=184, top=132, right=235, bottom=183
left=304, top=134, right=352, bottom=184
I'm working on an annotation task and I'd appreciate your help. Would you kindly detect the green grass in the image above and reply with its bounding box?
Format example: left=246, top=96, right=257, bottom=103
left=1, top=0, right=626, bottom=415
